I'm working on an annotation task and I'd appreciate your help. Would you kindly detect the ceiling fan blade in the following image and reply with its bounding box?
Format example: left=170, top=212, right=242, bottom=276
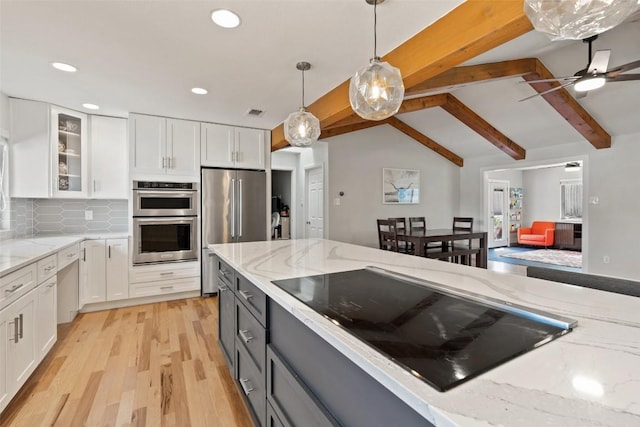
left=587, top=49, right=611, bottom=74
left=607, top=74, right=640, bottom=82
left=520, top=76, right=579, bottom=84
left=607, top=60, right=640, bottom=77
left=518, top=81, right=575, bottom=102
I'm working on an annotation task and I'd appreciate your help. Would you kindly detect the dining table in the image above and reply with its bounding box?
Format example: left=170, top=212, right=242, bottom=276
left=397, top=228, right=488, bottom=268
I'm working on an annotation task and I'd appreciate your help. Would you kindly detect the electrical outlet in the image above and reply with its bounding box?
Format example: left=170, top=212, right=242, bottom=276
left=603, top=255, right=610, bottom=264
left=85, top=210, right=93, bottom=220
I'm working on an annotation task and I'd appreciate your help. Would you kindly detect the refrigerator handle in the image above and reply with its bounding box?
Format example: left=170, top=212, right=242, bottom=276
left=231, top=178, right=236, bottom=238
left=238, top=179, right=243, bottom=237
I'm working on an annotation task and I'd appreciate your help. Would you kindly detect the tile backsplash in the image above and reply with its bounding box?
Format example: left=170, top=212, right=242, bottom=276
left=3, top=198, right=128, bottom=239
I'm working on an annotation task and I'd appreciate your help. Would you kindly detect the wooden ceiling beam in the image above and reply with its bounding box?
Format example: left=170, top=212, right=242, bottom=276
left=442, top=94, right=526, bottom=160
left=386, top=117, right=464, bottom=167
left=523, top=61, right=611, bottom=149
left=405, top=58, right=538, bottom=96
left=271, top=0, right=533, bottom=151
left=319, top=120, right=389, bottom=140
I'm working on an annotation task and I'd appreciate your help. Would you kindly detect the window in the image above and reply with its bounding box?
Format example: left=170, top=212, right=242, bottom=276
left=560, top=180, right=582, bottom=220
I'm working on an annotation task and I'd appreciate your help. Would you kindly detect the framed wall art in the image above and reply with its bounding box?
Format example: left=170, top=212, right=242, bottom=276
left=382, top=168, right=420, bottom=204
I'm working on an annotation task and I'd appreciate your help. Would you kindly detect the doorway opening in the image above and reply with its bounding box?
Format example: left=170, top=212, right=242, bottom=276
left=271, top=169, right=293, bottom=239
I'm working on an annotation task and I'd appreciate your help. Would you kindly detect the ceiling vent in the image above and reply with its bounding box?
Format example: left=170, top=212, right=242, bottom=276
left=246, top=108, right=264, bottom=117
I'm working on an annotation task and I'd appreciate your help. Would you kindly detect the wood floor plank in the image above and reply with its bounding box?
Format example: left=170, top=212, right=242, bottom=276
left=1, top=296, right=253, bottom=427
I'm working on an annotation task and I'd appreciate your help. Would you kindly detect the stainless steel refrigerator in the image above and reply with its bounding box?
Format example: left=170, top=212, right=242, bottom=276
left=201, top=167, right=267, bottom=294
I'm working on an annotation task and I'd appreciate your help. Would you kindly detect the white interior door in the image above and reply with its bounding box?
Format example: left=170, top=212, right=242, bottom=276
left=488, top=180, right=509, bottom=248
left=306, top=167, right=324, bottom=238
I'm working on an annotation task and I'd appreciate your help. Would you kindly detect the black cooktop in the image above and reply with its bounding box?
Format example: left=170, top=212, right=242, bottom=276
left=271, top=268, right=575, bottom=392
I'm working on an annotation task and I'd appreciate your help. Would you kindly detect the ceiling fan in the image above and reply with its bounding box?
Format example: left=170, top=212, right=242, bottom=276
left=520, top=35, right=640, bottom=101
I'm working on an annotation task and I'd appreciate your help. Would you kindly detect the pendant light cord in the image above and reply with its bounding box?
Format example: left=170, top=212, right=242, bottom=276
left=301, top=68, right=305, bottom=108
left=373, top=0, right=378, bottom=59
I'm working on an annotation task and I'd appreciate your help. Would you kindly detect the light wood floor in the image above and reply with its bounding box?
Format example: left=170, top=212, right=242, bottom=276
left=0, top=297, right=253, bottom=427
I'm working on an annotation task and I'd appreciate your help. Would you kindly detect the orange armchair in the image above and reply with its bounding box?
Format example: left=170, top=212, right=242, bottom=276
left=518, top=221, right=555, bottom=247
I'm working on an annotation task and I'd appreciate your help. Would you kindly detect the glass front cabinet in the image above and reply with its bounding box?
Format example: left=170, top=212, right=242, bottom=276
left=51, top=107, right=88, bottom=197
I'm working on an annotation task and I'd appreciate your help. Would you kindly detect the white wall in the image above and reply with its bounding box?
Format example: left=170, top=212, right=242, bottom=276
left=461, top=132, right=640, bottom=281
left=487, top=169, right=523, bottom=188
left=327, top=125, right=459, bottom=248
left=521, top=166, right=581, bottom=226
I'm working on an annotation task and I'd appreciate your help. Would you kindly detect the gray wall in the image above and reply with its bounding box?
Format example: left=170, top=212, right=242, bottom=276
left=327, top=125, right=459, bottom=248
left=521, top=166, right=582, bottom=226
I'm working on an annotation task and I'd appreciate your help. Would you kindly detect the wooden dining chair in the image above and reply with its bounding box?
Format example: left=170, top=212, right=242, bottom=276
left=377, top=219, right=399, bottom=252
left=452, top=217, right=474, bottom=265
left=389, top=217, right=410, bottom=253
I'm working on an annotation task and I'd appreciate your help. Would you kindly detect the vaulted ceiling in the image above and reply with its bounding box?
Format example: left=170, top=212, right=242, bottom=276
left=271, top=1, right=639, bottom=165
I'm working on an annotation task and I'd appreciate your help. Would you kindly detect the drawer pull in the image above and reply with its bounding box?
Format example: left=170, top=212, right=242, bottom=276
left=67, top=253, right=75, bottom=258
left=160, top=272, right=174, bottom=276
left=219, top=284, right=229, bottom=292
left=5, top=283, right=24, bottom=294
left=238, top=290, right=253, bottom=301
left=219, top=270, right=228, bottom=277
left=239, top=329, right=254, bottom=343
left=160, top=286, right=174, bottom=290
left=239, top=378, right=254, bottom=396
left=44, top=265, right=56, bottom=272
left=46, top=281, right=56, bottom=288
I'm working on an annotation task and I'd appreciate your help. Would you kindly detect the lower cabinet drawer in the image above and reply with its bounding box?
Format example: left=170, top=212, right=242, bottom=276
left=36, top=254, right=57, bottom=283
left=129, top=277, right=199, bottom=298
left=236, top=342, right=266, bottom=427
left=129, top=261, right=200, bottom=284
left=1, top=263, right=37, bottom=310
left=236, top=299, right=266, bottom=374
left=267, top=346, right=339, bottom=427
left=236, top=274, right=267, bottom=327
left=57, top=243, right=80, bottom=270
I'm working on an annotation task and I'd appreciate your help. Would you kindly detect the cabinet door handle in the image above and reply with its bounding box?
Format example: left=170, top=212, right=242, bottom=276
left=93, top=180, right=97, bottom=192
left=238, top=290, right=253, bottom=301
left=18, top=313, right=24, bottom=339
left=162, top=157, right=166, bottom=168
left=108, top=245, right=111, bottom=258
left=5, top=283, right=24, bottom=294
left=239, top=378, right=254, bottom=396
left=83, top=248, right=86, bottom=261
left=239, top=329, right=254, bottom=344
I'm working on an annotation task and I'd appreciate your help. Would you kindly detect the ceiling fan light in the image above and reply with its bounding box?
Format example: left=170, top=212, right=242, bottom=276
left=524, top=0, right=639, bottom=41
left=350, top=58, right=404, bottom=121
left=574, top=76, right=605, bottom=92
left=565, top=162, right=581, bottom=171
left=284, top=108, right=320, bottom=147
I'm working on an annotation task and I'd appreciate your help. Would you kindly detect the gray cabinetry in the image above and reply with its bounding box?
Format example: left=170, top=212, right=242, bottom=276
left=215, top=255, right=266, bottom=426
left=555, top=222, right=582, bottom=250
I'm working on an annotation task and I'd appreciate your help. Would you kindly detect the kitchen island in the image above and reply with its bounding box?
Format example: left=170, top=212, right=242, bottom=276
left=210, top=238, right=640, bottom=426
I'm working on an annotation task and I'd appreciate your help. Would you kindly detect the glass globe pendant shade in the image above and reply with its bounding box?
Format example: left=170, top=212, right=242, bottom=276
left=284, top=107, right=321, bottom=147
left=524, top=0, right=639, bottom=41
left=349, top=58, right=405, bottom=121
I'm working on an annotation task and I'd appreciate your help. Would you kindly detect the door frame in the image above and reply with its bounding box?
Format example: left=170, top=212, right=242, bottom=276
left=304, top=164, right=325, bottom=239
left=487, top=179, right=510, bottom=248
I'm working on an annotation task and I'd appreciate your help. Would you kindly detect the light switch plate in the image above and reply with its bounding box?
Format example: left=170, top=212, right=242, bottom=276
left=85, top=210, right=93, bottom=220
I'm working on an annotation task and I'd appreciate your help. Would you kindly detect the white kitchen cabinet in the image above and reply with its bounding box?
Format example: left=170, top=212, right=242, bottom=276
left=89, top=115, right=128, bottom=199
left=106, top=239, right=129, bottom=301
left=10, top=98, right=88, bottom=198
left=129, top=113, right=200, bottom=178
left=80, top=239, right=129, bottom=306
left=0, top=312, right=8, bottom=413
left=35, top=277, right=57, bottom=361
left=201, top=123, right=265, bottom=170
left=4, top=290, right=37, bottom=400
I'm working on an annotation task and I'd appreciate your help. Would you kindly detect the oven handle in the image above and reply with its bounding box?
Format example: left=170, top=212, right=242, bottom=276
left=133, top=217, right=196, bottom=225
left=231, top=178, right=236, bottom=238
left=238, top=179, right=243, bottom=237
left=133, top=190, right=196, bottom=198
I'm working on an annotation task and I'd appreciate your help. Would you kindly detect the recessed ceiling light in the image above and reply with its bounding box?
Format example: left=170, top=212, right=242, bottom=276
left=51, top=62, right=77, bottom=72
left=191, top=87, right=208, bottom=95
left=82, top=103, right=100, bottom=110
left=211, top=9, right=241, bottom=28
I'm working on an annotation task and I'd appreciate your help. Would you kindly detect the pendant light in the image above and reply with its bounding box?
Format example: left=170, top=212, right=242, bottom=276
left=349, top=0, right=404, bottom=121
left=284, top=62, right=321, bottom=147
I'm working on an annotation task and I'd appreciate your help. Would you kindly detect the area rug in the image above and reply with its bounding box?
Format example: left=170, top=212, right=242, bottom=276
left=500, top=249, right=582, bottom=268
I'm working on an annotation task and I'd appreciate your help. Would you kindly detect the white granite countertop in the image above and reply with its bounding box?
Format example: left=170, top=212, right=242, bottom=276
left=0, top=233, right=130, bottom=276
left=210, top=238, right=640, bottom=427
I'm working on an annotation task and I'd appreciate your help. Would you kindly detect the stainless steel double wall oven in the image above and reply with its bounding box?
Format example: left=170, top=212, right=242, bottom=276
left=132, top=181, right=198, bottom=264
